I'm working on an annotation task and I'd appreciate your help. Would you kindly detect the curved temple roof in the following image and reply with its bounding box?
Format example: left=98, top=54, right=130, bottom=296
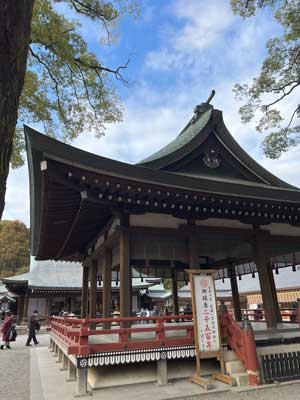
left=139, top=107, right=213, bottom=165
left=25, top=100, right=300, bottom=261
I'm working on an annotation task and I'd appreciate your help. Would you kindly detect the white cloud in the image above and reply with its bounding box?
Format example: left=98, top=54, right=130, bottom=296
left=172, top=0, right=234, bottom=52
left=2, top=166, right=30, bottom=225
left=3, top=0, right=300, bottom=228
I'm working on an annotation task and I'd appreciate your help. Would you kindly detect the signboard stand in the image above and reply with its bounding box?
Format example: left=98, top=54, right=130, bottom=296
left=188, top=269, right=235, bottom=390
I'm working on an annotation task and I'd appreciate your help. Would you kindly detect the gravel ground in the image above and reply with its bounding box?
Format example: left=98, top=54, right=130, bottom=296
left=1, top=333, right=300, bottom=400
left=178, top=382, right=300, bottom=400
left=0, top=333, right=49, bottom=400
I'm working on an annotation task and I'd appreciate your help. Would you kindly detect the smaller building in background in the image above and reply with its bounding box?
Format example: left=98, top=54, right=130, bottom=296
left=0, top=281, right=16, bottom=313
left=216, top=267, right=300, bottom=310
left=2, top=258, right=159, bottom=322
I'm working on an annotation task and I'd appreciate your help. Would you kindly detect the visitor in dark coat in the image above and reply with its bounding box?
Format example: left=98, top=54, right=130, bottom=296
left=1, top=310, right=13, bottom=350
left=26, top=310, right=40, bottom=346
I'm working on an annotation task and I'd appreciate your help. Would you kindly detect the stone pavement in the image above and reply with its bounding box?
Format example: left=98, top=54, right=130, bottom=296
left=2, top=334, right=300, bottom=400
left=0, top=332, right=49, bottom=400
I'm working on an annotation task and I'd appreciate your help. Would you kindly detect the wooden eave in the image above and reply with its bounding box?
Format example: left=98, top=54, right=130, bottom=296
left=138, top=110, right=295, bottom=190
left=25, top=126, right=300, bottom=262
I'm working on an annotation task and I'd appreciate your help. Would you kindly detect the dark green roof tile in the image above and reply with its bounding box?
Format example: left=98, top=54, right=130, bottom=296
left=139, top=108, right=212, bottom=164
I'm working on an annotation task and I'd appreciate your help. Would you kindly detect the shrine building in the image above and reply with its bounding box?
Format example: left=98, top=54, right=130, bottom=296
left=25, top=95, right=300, bottom=393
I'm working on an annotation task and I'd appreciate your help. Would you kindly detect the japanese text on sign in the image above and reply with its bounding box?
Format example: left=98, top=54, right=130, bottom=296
left=193, top=274, right=220, bottom=352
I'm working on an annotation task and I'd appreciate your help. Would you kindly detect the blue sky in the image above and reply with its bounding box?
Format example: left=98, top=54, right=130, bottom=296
left=4, top=0, right=300, bottom=225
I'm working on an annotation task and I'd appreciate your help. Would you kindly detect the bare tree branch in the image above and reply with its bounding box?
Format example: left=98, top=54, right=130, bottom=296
left=29, top=46, right=70, bottom=126
left=74, top=56, right=132, bottom=86
left=286, top=105, right=300, bottom=129
left=265, top=81, right=300, bottom=108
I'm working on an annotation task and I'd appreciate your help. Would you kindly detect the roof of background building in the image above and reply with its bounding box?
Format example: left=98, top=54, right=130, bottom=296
left=3, top=257, right=159, bottom=291
left=215, top=267, right=300, bottom=293
left=0, top=281, right=7, bottom=295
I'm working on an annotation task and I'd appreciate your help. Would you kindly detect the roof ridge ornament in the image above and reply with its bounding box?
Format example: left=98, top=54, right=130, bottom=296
left=191, top=90, right=215, bottom=124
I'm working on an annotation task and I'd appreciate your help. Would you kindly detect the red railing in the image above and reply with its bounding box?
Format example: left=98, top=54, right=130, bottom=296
left=227, top=308, right=300, bottom=323
left=49, top=314, right=194, bottom=355
left=219, top=312, right=260, bottom=386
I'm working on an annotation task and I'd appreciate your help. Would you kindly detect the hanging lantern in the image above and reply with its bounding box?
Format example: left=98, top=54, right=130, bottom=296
left=275, top=267, right=279, bottom=275
left=98, top=274, right=102, bottom=285
left=145, top=259, right=150, bottom=277
left=292, top=253, right=297, bottom=272
left=238, top=275, right=242, bottom=281
left=139, top=268, right=144, bottom=282
left=252, top=271, right=255, bottom=278
left=222, top=277, right=225, bottom=283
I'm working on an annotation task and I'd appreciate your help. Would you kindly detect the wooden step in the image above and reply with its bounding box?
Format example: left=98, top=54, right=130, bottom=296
left=225, top=360, right=245, bottom=375
left=231, top=372, right=249, bottom=386
left=223, top=350, right=239, bottom=363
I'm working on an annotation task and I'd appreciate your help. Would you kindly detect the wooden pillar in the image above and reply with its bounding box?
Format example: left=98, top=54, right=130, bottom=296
left=89, top=259, right=98, bottom=327
left=267, top=261, right=282, bottom=323
left=228, top=265, right=242, bottom=322
left=252, top=231, right=278, bottom=328
left=81, top=264, right=89, bottom=318
left=188, top=220, right=199, bottom=269
left=103, top=247, right=112, bottom=329
left=171, top=267, right=179, bottom=315
left=119, top=214, right=131, bottom=327
left=45, top=297, right=50, bottom=316
left=17, top=295, right=25, bottom=324
left=23, top=290, right=29, bottom=321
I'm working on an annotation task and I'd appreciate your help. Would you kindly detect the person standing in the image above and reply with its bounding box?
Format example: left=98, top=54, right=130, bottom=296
left=1, top=310, right=13, bottom=350
left=26, top=310, right=40, bottom=346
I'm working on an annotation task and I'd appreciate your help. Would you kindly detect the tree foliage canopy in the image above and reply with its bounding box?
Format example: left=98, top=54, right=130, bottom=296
left=231, top=0, right=300, bottom=158
left=13, top=0, right=137, bottom=167
left=0, top=220, right=30, bottom=278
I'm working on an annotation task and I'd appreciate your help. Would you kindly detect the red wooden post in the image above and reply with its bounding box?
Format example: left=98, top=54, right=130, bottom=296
left=78, top=319, right=90, bottom=355
left=296, top=299, right=300, bottom=325
left=241, top=319, right=260, bottom=385
left=156, top=317, right=165, bottom=342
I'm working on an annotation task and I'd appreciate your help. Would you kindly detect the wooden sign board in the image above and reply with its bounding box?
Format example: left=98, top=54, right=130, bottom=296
left=188, top=269, right=234, bottom=389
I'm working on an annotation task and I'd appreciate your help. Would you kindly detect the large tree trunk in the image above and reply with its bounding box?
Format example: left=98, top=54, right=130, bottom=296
left=0, top=0, right=34, bottom=220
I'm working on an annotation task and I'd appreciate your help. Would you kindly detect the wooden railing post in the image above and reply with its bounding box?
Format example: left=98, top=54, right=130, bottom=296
left=156, top=317, right=165, bottom=343
left=78, top=319, right=90, bottom=355
left=241, top=319, right=260, bottom=385
left=297, top=301, right=300, bottom=325
left=119, top=328, right=129, bottom=348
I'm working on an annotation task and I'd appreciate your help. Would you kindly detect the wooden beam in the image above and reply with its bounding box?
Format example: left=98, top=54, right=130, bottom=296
left=17, top=295, right=25, bottom=324
left=228, top=265, right=242, bottom=322
left=89, top=259, right=98, bottom=321
left=81, top=264, right=89, bottom=318
left=23, top=290, right=29, bottom=320
left=103, top=248, right=112, bottom=329
left=252, top=230, right=278, bottom=328
left=171, top=267, right=179, bottom=315
left=266, top=261, right=282, bottom=323
left=90, top=231, right=119, bottom=261
left=119, top=213, right=131, bottom=327
left=188, top=221, right=199, bottom=269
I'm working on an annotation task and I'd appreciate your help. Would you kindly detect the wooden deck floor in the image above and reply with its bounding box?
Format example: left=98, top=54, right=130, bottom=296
left=87, top=321, right=300, bottom=344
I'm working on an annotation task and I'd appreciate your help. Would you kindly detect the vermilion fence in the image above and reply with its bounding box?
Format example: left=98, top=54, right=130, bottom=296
left=228, top=308, right=300, bottom=323
left=219, top=312, right=260, bottom=385
left=48, top=308, right=299, bottom=387
left=49, top=314, right=194, bottom=355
